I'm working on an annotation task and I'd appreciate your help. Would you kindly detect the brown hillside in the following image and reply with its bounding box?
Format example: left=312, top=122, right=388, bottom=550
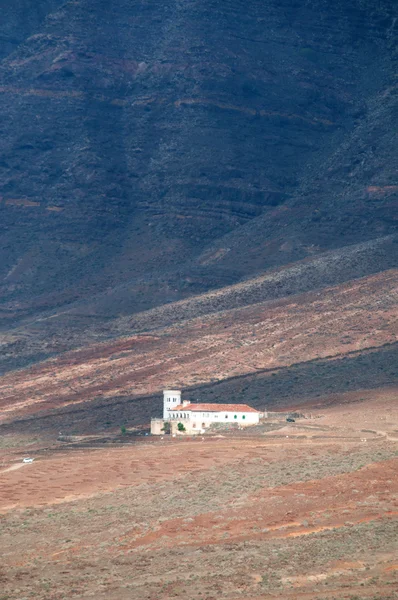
left=0, top=268, right=396, bottom=434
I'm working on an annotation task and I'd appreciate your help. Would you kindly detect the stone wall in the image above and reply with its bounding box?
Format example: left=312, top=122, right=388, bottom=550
left=150, top=419, right=165, bottom=436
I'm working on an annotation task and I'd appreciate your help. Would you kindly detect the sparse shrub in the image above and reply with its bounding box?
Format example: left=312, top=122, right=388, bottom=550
left=161, top=422, right=171, bottom=433
left=120, top=425, right=127, bottom=435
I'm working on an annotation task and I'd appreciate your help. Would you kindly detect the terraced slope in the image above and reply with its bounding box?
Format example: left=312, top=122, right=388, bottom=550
left=0, top=268, right=396, bottom=435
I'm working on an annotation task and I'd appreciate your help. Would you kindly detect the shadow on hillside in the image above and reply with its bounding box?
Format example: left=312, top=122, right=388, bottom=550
left=189, top=342, right=398, bottom=410
left=0, top=343, right=397, bottom=436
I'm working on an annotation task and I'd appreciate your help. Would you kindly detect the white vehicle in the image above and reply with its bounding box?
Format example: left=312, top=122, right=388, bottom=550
left=22, top=457, right=34, bottom=463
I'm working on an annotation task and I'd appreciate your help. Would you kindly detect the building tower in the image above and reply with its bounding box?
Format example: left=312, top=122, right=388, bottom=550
left=163, top=390, right=181, bottom=419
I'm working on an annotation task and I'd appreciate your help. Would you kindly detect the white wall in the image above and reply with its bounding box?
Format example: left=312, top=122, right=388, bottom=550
left=163, top=390, right=181, bottom=419
left=170, top=410, right=259, bottom=426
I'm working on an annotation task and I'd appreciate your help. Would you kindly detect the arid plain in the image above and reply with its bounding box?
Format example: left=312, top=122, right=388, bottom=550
left=1, top=387, right=397, bottom=600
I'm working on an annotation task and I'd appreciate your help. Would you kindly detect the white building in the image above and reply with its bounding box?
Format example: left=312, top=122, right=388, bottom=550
left=151, top=390, right=263, bottom=435
left=169, top=401, right=261, bottom=430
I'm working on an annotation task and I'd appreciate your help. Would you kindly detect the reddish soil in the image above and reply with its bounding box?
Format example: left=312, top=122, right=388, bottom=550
left=0, top=398, right=397, bottom=600
left=0, top=269, right=396, bottom=426
left=0, top=267, right=396, bottom=600
left=125, top=459, right=397, bottom=550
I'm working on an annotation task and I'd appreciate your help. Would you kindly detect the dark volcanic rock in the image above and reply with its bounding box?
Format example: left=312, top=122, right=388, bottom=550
left=0, top=0, right=397, bottom=368
left=0, top=0, right=65, bottom=60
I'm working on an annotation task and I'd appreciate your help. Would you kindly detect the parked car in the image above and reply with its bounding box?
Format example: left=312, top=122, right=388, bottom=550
left=286, top=418, right=295, bottom=423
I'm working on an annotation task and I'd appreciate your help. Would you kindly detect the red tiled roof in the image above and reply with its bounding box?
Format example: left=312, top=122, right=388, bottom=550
left=170, top=403, right=260, bottom=413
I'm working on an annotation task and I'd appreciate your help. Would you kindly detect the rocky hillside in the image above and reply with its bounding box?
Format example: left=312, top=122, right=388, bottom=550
left=0, top=0, right=397, bottom=427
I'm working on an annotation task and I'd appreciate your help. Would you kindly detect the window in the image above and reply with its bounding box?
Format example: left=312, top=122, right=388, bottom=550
left=234, top=415, right=237, bottom=419
left=202, top=423, right=206, bottom=428
left=242, top=415, right=246, bottom=420
left=225, top=414, right=228, bottom=419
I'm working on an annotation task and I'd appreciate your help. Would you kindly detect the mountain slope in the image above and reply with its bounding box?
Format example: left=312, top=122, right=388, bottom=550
left=0, top=0, right=396, bottom=324
left=0, top=268, right=396, bottom=433
left=0, top=0, right=397, bottom=427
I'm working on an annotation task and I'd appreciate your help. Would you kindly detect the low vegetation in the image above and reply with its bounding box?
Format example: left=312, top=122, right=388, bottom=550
left=0, top=407, right=397, bottom=600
